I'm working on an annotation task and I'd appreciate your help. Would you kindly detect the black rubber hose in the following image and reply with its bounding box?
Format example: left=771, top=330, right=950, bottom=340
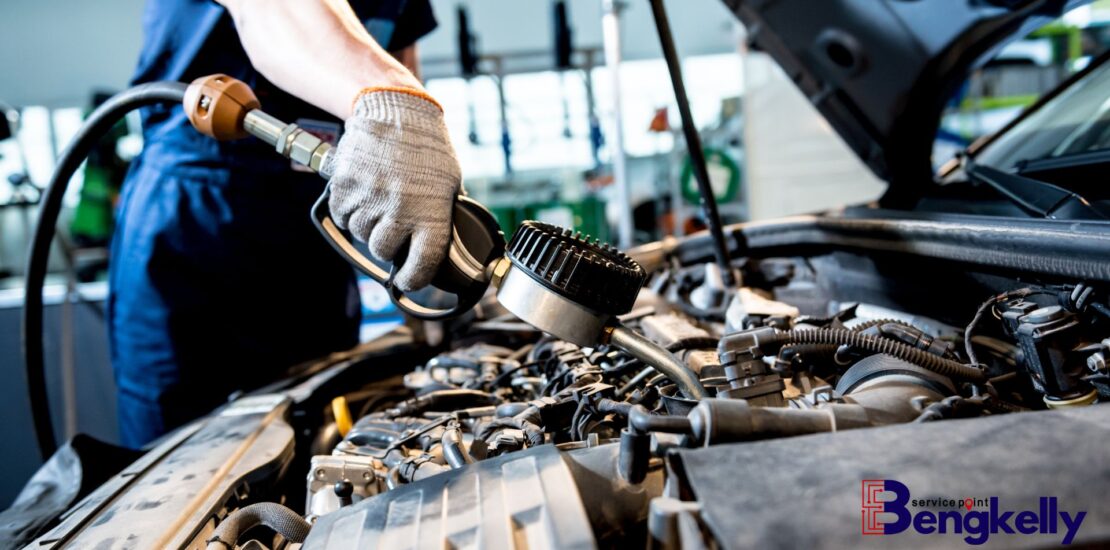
left=597, top=401, right=691, bottom=435
left=627, top=404, right=691, bottom=435
left=441, top=423, right=475, bottom=468
left=22, top=81, right=188, bottom=459
left=205, top=503, right=312, bottom=550
left=774, top=329, right=986, bottom=382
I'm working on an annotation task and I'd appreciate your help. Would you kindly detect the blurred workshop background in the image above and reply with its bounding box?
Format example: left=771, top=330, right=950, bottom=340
left=2, top=0, right=1110, bottom=507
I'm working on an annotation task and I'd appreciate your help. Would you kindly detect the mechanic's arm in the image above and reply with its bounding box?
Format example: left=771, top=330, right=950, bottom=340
left=218, top=0, right=461, bottom=291
left=393, top=45, right=423, bottom=81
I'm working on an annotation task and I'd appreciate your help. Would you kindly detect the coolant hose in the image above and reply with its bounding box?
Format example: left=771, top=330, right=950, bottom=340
left=22, top=81, right=188, bottom=459
left=205, top=503, right=312, bottom=549
left=441, top=423, right=475, bottom=468
left=774, top=329, right=985, bottom=382
left=608, top=325, right=708, bottom=399
left=626, top=403, right=691, bottom=435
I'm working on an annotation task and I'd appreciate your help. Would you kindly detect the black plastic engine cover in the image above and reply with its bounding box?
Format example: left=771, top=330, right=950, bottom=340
left=673, top=405, right=1110, bottom=548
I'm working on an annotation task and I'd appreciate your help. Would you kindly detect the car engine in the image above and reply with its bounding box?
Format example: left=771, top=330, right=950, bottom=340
left=18, top=215, right=1110, bottom=549
left=283, top=233, right=1110, bottom=548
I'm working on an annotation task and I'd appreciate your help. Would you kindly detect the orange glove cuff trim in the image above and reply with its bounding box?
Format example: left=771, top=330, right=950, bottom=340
left=353, top=86, right=444, bottom=113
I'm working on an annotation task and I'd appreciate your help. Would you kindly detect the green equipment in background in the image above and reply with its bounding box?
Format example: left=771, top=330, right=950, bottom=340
left=70, top=164, right=119, bottom=244
left=489, top=195, right=610, bottom=243
left=680, top=146, right=740, bottom=205
left=70, top=95, right=130, bottom=246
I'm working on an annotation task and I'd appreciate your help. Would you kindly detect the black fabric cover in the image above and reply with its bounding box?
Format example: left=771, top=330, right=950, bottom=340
left=0, top=435, right=141, bottom=548
left=676, top=405, right=1110, bottom=549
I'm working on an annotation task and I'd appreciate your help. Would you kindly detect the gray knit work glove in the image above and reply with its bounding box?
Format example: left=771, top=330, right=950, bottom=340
left=324, top=88, right=462, bottom=292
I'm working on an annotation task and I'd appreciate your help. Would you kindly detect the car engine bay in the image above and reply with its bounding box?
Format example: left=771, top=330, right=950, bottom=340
left=18, top=212, right=1110, bottom=549
left=288, top=236, right=1109, bottom=548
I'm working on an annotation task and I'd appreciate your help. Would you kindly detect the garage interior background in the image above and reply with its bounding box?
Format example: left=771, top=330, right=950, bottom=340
left=1, top=0, right=1107, bottom=507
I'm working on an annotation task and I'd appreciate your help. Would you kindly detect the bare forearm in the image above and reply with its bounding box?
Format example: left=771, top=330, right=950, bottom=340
left=217, top=0, right=424, bottom=119
left=392, top=45, right=421, bottom=81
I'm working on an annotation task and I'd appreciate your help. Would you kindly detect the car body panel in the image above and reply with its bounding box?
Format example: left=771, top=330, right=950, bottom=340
left=29, top=396, right=293, bottom=549
left=724, top=0, right=1088, bottom=203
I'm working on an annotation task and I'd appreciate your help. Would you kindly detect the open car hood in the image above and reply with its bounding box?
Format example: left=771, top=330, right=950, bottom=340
left=722, top=0, right=1088, bottom=206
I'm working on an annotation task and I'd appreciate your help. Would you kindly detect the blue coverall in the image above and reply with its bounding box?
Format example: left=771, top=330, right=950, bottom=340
left=112, top=0, right=437, bottom=448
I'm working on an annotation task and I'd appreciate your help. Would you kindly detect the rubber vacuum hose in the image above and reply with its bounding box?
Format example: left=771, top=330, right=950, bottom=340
left=205, top=503, right=312, bottom=549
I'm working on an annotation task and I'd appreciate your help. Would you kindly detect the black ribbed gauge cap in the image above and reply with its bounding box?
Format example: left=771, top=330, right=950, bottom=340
left=506, top=221, right=646, bottom=315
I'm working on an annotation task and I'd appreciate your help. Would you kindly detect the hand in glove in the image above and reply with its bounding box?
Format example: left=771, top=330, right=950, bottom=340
left=324, top=88, right=462, bottom=292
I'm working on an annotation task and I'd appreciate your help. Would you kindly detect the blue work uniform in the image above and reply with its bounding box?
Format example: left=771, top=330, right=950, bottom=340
left=112, top=0, right=437, bottom=448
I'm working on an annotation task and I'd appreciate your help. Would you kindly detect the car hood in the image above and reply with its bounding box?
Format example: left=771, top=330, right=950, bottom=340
left=722, top=0, right=1088, bottom=206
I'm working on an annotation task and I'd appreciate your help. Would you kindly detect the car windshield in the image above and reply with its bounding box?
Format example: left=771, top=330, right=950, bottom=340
left=975, top=56, right=1110, bottom=171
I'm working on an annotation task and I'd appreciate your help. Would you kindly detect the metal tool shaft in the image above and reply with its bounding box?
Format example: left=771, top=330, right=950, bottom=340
left=243, top=110, right=335, bottom=177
